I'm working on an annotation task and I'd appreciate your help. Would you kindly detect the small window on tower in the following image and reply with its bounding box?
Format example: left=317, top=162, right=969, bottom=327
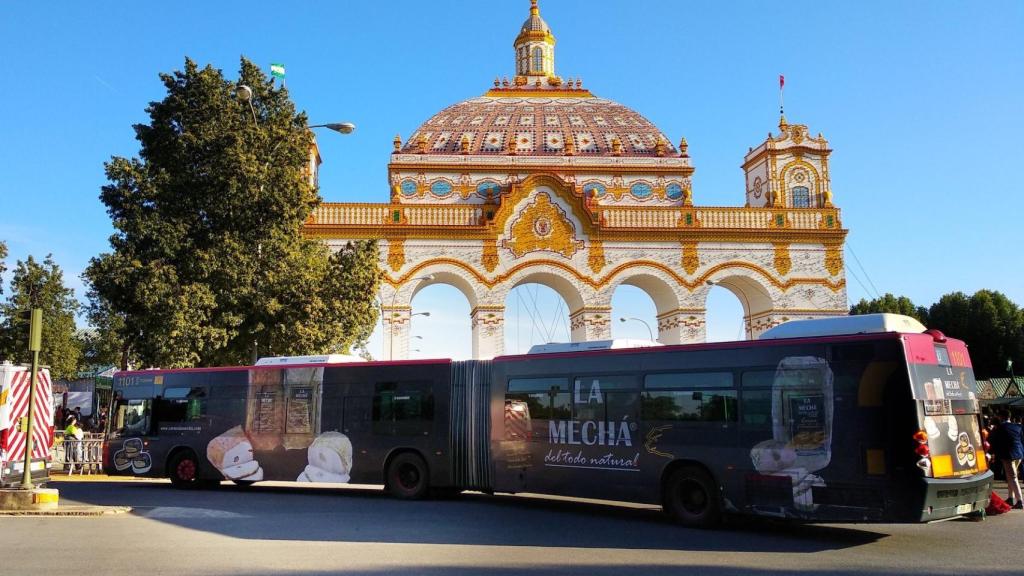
left=532, top=47, right=543, bottom=73
left=791, top=186, right=810, bottom=208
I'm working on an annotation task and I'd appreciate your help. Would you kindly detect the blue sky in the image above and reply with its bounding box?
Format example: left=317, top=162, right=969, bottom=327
left=1, top=1, right=1021, bottom=360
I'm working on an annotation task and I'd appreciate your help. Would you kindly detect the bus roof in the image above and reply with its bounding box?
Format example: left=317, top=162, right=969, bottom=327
left=527, top=339, right=663, bottom=355
left=254, top=354, right=366, bottom=366
left=758, top=313, right=927, bottom=340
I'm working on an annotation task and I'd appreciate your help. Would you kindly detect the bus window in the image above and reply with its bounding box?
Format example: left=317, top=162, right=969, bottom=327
left=114, top=398, right=152, bottom=437
left=642, top=372, right=736, bottom=423
left=505, top=378, right=569, bottom=446
left=934, top=345, right=951, bottom=367
left=645, top=372, right=733, bottom=389
left=573, top=375, right=638, bottom=423
left=157, top=387, right=207, bottom=423
left=740, top=388, right=772, bottom=427
left=373, top=382, right=434, bottom=436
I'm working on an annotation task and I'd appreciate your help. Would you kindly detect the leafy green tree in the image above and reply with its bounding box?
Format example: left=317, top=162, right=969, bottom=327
left=849, top=293, right=929, bottom=324
left=84, top=58, right=380, bottom=368
left=928, top=290, right=1024, bottom=379
left=0, top=255, right=81, bottom=379
left=79, top=293, right=137, bottom=371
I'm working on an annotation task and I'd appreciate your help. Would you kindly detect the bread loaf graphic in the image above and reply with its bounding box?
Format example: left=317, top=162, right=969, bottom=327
left=296, top=431, right=353, bottom=483
left=207, top=426, right=261, bottom=480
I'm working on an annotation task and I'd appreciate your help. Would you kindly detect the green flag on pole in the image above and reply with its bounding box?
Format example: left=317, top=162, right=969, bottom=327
left=270, top=63, right=286, bottom=79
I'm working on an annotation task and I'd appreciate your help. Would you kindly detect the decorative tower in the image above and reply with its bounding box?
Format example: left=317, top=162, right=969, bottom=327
left=514, top=0, right=557, bottom=81
left=742, top=115, right=833, bottom=209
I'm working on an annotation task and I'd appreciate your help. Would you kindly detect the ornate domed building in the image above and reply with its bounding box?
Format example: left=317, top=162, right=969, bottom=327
left=306, top=0, right=848, bottom=359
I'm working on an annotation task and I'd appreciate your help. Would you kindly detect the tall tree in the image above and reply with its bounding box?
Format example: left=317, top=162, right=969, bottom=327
left=84, top=58, right=380, bottom=368
left=0, top=255, right=81, bottom=379
left=928, top=290, right=1024, bottom=379
left=849, top=293, right=929, bottom=324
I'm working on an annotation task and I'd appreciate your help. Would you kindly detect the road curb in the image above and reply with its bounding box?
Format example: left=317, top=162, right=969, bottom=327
left=0, top=506, right=131, bottom=517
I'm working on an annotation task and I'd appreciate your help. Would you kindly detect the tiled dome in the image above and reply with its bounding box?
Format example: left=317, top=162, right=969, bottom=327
left=402, top=95, right=677, bottom=158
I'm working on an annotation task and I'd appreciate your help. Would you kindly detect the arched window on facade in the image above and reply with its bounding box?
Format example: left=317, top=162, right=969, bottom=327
left=791, top=186, right=811, bottom=208
left=532, top=47, right=544, bottom=73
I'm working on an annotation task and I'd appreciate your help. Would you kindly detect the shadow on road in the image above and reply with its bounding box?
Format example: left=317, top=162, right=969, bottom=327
left=52, top=480, right=886, bottom=553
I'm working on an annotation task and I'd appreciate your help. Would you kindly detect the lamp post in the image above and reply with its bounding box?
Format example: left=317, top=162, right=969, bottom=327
left=706, top=280, right=750, bottom=340
left=619, top=316, right=654, bottom=341
left=235, top=85, right=355, bottom=362
left=387, top=275, right=434, bottom=360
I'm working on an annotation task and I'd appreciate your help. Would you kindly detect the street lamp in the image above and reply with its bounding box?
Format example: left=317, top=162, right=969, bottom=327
left=619, top=316, right=654, bottom=341
left=237, top=85, right=355, bottom=134
left=235, top=85, right=356, bottom=362
left=706, top=280, right=750, bottom=340
left=388, top=275, right=434, bottom=359
left=309, top=122, right=356, bottom=134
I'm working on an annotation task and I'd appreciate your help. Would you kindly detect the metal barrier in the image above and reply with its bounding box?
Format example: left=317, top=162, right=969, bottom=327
left=52, top=432, right=105, bottom=475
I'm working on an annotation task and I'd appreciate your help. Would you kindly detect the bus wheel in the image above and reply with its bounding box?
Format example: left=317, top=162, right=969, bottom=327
left=168, top=451, right=202, bottom=490
left=664, top=466, right=722, bottom=528
left=386, top=452, right=430, bottom=500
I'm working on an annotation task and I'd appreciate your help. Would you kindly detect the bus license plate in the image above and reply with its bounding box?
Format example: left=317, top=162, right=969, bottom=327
left=956, top=503, right=973, bottom=514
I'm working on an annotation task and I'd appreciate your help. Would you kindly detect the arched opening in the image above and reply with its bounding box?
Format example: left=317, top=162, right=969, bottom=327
left=704, top=274, right=774, bottom=342
left=406, top=284, right=472, bottom=359
left=610, top=284, right=658, bottom=342
left=704, top=285, right=746, bottom=342
left=531, top=46, right=544, bottom=73
left=504, top=283, right=572, bottom=355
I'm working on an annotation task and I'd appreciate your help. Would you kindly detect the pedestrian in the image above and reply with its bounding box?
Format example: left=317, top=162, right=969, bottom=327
left=64, top=416, right=84, bottom=474
left=993, top=410, right=1024, bottom=509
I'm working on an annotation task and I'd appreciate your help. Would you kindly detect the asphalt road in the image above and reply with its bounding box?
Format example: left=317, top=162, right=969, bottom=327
left=3, top=478, right=1021, bottom=576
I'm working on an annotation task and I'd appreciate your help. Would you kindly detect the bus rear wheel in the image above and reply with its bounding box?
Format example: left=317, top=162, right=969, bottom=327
left=386, top=452, right=430, bottom=500
left=168, top=451, right=202, bottom=490
left=664, top=466, right=722, bottom=528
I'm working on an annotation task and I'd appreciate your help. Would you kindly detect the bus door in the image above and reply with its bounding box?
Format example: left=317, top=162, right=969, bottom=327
left=108, top=379, right=159, bottom=476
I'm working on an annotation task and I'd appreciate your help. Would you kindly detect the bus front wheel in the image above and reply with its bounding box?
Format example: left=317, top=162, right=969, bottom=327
left=168, top=451, right=202, bottom=490
left=664, top=466, right=722, bottom=528
left=386, top=452, right=430, bottom=500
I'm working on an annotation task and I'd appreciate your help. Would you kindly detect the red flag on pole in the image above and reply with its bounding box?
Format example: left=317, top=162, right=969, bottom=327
left=779, top=74, right=785, bottom=89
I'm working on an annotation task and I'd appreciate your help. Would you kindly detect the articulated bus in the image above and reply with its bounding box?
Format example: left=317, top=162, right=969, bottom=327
left=103, top=314, right=992, bottom=526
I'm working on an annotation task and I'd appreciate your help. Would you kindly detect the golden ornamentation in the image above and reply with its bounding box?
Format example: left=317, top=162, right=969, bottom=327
left=611, top=137, right=622, bottom=156
left=678, top=137, right=689, bottom=158
left=393, top=134, right=402, bottom=153
left=588, top=240, right=605, bottom=273
left=773, top=242, right=792, bottom=276
left=503, top=192, right=584, bottom=259
left=676, top=208, right=700, bottom=228
left=460, top=134, right=471, bottom=154
left=681, top=242, right=699, bottom=274
left=381, top=255, right=847, bottom=294
left=824, top=243, right=843, bottom=276
left=481, top=238, right=499, bottom=272
left=387, top=239, right=405, bottom=272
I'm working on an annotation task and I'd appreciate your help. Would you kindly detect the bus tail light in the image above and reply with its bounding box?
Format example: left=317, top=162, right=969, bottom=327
left=981, top=428, right=989, bottom=440
left=982, top=441, right=991, bottom=452
left=913, top=430, right=929, bottom=444
left=914, top=443, right=931, bottom=457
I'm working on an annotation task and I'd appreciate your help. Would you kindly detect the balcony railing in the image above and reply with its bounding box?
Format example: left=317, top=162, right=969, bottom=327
left=310, top=203, right=841, bottom=231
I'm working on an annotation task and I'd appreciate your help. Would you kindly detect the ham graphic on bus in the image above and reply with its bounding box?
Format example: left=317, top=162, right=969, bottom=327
left=749, top=356, right=833, bottom=514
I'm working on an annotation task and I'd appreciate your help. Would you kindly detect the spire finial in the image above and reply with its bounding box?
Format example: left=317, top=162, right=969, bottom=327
left=531, top=0, right=540, bottom=16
